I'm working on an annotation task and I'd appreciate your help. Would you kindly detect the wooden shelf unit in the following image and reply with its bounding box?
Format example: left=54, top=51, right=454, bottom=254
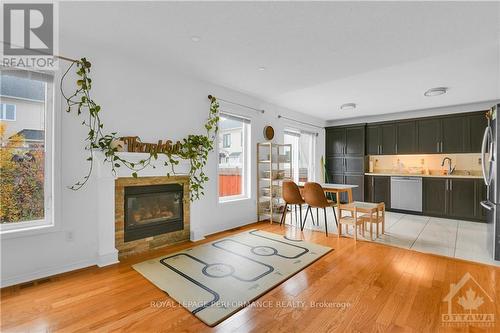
left=257, top=142, right=293, bottom=223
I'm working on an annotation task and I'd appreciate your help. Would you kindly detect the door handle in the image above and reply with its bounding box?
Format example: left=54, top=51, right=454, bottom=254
left=481, top=200, right=494, bottom=211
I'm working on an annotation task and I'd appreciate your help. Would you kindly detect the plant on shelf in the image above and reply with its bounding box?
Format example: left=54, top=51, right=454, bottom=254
left=61, top=57, right=219, bottom=200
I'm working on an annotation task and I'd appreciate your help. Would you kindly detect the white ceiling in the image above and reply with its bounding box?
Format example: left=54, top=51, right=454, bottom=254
left=61, top=1, right=500, bottom=121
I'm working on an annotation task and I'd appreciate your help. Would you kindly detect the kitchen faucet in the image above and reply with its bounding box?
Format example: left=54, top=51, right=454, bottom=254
left=441, top=157, right=456, bottom=175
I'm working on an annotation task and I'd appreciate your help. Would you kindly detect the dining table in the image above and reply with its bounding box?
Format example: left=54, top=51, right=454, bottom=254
left=297, top=182, right=358, bottom=203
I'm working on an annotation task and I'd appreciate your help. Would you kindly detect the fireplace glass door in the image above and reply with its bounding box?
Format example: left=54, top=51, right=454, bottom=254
left=124, top=184, right=183, bottom=242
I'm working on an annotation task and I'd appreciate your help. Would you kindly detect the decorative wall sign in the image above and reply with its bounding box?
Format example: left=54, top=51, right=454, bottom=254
left=263, top=125, right=275, bottom=140
left=120, top=136, right=182, bottom=154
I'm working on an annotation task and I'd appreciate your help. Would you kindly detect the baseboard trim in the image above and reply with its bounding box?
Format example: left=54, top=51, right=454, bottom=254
left=97, top=250, right=119, bottom=267
left=1, top=258, right=97, bottom=288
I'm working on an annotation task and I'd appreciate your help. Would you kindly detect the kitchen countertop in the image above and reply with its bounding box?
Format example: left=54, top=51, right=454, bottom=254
left=365, top=172, right=483, bottom=179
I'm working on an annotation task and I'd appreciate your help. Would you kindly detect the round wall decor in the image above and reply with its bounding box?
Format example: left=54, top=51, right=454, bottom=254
left=263, top=125, right=275, bottom=140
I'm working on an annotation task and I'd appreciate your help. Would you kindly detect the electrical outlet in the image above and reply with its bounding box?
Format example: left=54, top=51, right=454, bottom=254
left=66, top=231, right=74, bottom=242
left=478, top=157, right=482, bottom=165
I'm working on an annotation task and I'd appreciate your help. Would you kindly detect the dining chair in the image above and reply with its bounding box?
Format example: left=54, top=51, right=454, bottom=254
left=280, top=181, right=305, bottom=227
left=301, top=182, right=338, bottom=236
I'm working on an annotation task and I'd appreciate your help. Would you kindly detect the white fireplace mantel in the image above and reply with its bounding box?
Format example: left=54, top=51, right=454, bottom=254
left=94, top=152, right=191, bottom=267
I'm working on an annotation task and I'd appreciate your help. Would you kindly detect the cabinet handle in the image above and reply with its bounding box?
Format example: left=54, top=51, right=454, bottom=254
left=395, top=143, right=398, bottom=153
left=450, top=179, right=452, bottom=191
left=440, top=141, right=443, bottom=152
left=437, top=142, right=440, bottom=152
left=445, top=180, right=448, bottom=191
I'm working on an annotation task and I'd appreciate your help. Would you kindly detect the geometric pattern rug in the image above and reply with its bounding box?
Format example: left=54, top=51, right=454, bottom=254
left=133, top=229, right=333, bottom=326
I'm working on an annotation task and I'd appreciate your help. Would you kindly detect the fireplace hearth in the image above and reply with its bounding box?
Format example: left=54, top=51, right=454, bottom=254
left=124, top=184, right=183, bottom=242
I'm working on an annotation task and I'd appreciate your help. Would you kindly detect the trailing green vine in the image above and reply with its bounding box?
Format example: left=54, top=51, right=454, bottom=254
left=61, top=57, right=220, bottom=200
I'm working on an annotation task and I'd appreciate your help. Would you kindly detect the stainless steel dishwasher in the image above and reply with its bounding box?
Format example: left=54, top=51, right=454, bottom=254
left=390, top=177, right=423, bottom=212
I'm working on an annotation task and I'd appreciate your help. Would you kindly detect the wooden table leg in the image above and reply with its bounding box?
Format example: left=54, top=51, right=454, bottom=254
left=346, top=189, right=353, bottom=203
left=369, top=213, right=374, bottom=241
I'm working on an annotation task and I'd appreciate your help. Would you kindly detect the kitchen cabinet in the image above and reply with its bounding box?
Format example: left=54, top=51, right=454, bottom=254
left=417, top=118, right=442, bottom=153
left=441, top=116, right=466, bottom=153
left=467, top=113, right=488, bottom=153
left=448, top=178, right=476, bottom=220
left=365, top=124, right=396, bottom=155
left=423, top=178, right=448, bottom=216
left=396, top=121, right=417, bottom=154
left=326, top=128, right=345, bottom=156
left=326, top=125, right=365, bottom=157
left=365, top=175, right=391, bottom=209
left=423, top=177, right=485, bottom=221
left=324, top=173, right=364, bottom=203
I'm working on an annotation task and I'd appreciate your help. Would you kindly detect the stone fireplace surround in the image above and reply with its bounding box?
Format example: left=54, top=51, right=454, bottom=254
left=115, top=175, right=190, bottom=258
left=95, top=152, right=193, bottom=266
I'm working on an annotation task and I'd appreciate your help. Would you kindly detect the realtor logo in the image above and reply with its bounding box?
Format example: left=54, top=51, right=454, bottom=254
left=2, top=2, right=57, bottom=69
left=442, top=272, right=495, bottom=327
left=3, top=3, right=53, bottom=55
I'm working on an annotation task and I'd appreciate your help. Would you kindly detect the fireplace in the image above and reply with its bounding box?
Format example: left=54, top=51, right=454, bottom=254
left=124, top=184, right=184, bottom=242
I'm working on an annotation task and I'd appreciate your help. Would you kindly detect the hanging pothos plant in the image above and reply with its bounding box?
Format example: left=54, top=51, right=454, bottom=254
left=61, top=57, right=220, bottom=201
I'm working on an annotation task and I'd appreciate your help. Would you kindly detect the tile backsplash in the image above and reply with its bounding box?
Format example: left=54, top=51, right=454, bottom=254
left=368, top=153, right=482, bottom=173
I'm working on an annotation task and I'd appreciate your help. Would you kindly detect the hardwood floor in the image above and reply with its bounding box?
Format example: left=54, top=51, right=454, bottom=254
left=2, top=222, right=499, bottom=332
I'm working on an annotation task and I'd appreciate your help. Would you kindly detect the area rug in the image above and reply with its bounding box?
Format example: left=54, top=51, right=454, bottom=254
left=133, top=229, right=332, bottom=326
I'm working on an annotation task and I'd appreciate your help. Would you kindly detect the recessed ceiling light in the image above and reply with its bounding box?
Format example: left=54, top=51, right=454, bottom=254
left=424, top=87, right=448, bottom=97
left=258, top=67, right=266, bottom=71
left=340, top=103, right=356, bottom=111
left=191, top=36, right=201, bottom=42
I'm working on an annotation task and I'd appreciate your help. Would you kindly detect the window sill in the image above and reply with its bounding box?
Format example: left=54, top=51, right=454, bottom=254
left=218, top=196, right=251, bottom=204
left=0, top=220, right=58, bottom=240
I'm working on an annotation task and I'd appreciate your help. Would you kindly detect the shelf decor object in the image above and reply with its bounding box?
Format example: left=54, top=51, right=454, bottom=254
left=257, top=142, right=292, bottom=223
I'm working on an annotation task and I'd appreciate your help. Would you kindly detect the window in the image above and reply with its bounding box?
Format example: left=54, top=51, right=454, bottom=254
left=0, top=104, right=16, bottom=121
left=218, top=113, right=250, bottom=201
left=222, top=133, right=231, bottom=148
left=284, top=129, right=316, bottom=183
left=0, top=70, right=53, bottom=233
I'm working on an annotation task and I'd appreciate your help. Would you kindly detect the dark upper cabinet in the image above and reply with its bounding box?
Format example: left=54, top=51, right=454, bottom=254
left=448, top=178, right=476, bottom=220
left=326, top=128, right=346, bottom=156
left=345, top=156, right=366, bottom=173
left=345, top=126, right=365, bottom=156
left=365, top=175, right=391, bottom=209
left=417, top=118, right=441, bottom=153
left=423, top=178, right=448, bottom=216
left=326, top=157, right=345, bottom=174
left=441, top=116, right=466, bottom=153
left=326, top=126, right=365, bottom=156
left=366, top=125, right=379, bottom=155
left=467, top=113, right=488, bottom=153
left=380, top=124, right=396, bottom=155
left=396, top=121, right=417, bottom=154
left=365, top=124, right=396, bottom=155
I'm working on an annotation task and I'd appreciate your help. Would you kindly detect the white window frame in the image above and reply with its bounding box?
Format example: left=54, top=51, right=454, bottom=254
left=0, top=104, right=17, bottom=121
left=217, top=112, right=251, bottom=203
left=0, top=70, right=56, bottom=237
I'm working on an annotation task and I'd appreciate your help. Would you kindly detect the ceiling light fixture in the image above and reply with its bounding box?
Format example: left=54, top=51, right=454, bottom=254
left=424, top=87, right=448, bottom=97
left=190, top=36, right=201, bottom=42
left=258, top=67, right=266, bottom=71
left=340, top=103, right=356, bottom=111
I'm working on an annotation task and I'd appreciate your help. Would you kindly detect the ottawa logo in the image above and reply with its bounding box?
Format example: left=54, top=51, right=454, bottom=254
left=442, top=272, right=495, bottom=327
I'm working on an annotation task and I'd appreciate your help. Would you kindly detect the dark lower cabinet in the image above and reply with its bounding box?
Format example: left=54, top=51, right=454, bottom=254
left=365, top=175, right=391, bottom=209
left=423, top=178, right=448, bottom=216
left=423, top=177, right=485, bottom=221
left=326, top=173, right=364, bottom=203
left=448, top=178, right=476, bottom=220
left=345, top=174, right=364, bottom=202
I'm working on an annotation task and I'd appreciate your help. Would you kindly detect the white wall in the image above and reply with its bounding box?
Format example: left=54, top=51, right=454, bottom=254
left=0, top=34, right=325, bottom=287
